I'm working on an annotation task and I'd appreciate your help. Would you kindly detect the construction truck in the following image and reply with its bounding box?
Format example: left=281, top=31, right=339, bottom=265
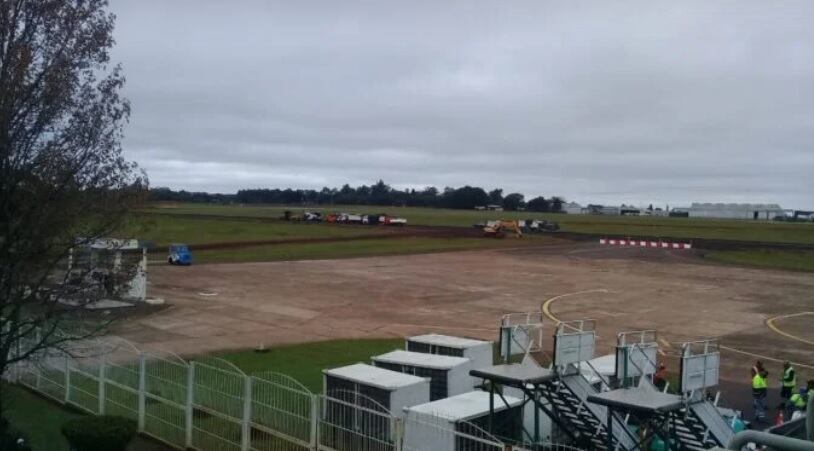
left=282, top=210, right=322, bottom=222
left=361, top=213, right=408, bottom=226
left=337, top=213, right=363, bottom=224
left=522, top=219, right=560, bottom=233
left=483, top=220, right=523, bottom=238
left=383, top=215, right=407, bottom=226
left=302, top=211, right=322, bottom=222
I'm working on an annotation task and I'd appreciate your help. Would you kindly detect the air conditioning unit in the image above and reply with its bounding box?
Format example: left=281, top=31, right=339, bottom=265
left=372, top=350, right=474, bottom=401
left=323, top=363, right=430, bottom=416
left=403, top=391, right=524, bottom=451
left=405, top=334, right=493, bottom=370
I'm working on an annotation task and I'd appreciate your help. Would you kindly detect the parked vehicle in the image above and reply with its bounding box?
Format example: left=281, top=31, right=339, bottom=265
left=302, top=211, right=322, bottom=222
left=523, top=219, right=560, bottom=232
left=168, top=243, right=192, bottom=265
left=483, top=220, right=523, bottom=238
left=383, top=216, right=407, bottom=226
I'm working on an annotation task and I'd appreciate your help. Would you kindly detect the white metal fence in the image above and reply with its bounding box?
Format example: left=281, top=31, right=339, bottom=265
left=11, top=336, right=567, bottom=451
left=402, top=414, right=505, bottom=451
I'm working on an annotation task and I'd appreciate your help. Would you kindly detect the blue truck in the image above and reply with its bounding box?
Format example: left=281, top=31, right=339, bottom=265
left=168, top=243, right=192, bottom=265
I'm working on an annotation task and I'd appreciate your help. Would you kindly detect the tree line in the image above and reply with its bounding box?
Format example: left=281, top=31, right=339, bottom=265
left=149, top=180, right=566, bottom=212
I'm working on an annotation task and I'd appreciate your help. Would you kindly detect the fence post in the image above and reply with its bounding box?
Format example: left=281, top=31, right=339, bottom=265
left=98, top=355, right=106, bottom=415
left=34, top=362, right=41, bottom=390
left=64, top=354, right=71, bottom=403
left=14, top=335, right=22, bottom=383
left=138, top=353, right=146, bottom=432
left=185, top=362, right=195, bottom=448
left=310, top=395, right=319, bottom=449
left=241, top=376, right=252, bottom=451
left=394, top=417, right=404, bottom=451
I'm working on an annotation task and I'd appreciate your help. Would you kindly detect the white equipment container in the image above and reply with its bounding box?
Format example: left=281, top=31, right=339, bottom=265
left=406, top=334, right=493, bottom=369
left=69, top=238, right=147, bottom=302
left=372, top=350, right=474, bottom=401
left=323, top=363, right=430, bottom=417
left=403, top=391, right=523, bottom=451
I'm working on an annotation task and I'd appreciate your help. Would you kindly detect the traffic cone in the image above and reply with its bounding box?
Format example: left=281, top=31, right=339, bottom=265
left=774, top=409, right=784, bottom=426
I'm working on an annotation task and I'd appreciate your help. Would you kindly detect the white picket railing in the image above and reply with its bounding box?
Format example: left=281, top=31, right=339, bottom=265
left=10, top=335, right=590, bottom=450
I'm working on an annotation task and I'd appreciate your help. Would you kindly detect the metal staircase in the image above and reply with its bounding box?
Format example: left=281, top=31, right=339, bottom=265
left=655, top=399, right=735, bottom=450
left=653, top=405, right=718, bottom=450
left=536, top=373, right=637, bottom=450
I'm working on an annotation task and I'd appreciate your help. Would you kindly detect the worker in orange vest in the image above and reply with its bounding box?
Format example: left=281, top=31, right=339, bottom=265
left=653, top=363, right=668, bottom=392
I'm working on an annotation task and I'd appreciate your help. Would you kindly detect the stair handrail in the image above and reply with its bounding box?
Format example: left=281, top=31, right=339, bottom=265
left=619, top=341, right=658, bottom=387
left=679, top=340, right=736, bottom=445
left=808, top=392, right=813, bottom=441
left=727, top=430, right=814, bottom=451
left=555, top=371, right=638, bottom=450
left=633, top=342, right=658, bottom=382
left=583, top=359, right=612, bottom=392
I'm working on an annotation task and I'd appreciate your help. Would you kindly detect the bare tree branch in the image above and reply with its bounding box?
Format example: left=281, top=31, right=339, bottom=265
left=0, top=0, right=144, bottom=414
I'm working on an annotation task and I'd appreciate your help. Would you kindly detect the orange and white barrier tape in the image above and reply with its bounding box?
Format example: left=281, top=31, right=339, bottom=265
left=599, top=238, right=692, bottom=249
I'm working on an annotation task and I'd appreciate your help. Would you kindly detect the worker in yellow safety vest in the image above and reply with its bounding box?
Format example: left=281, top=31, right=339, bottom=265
left=790, top=388, right=808, bottom=412
left=780, top=361, right=796, bottom=401
left=751, top=361, right=769, bottom=423
left=787, top=382, right=811, bottom=421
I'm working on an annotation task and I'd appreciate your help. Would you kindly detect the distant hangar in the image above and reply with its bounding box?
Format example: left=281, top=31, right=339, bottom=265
left=673, top=203, right=785, bottom=220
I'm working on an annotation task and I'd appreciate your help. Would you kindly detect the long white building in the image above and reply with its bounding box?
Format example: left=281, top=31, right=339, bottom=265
left=684, top=203, right=785, bottom=220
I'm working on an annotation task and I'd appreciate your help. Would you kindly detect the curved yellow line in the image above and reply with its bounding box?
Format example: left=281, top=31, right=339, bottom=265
left=720, top=345, right=814, bottom=370
left=765, top=312, right=814, bottom=346
left=541, top=290, right=814, bottom=369
left=541, top=289, right=611, bottom=323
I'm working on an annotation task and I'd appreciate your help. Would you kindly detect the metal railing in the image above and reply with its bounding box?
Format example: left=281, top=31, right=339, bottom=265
left=10, top=334, right=569, bottom=451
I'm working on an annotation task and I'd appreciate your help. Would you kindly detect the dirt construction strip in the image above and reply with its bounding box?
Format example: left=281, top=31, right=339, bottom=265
left=146, top=211, right=814, bottom=251
left=155, top=233, right=403, bottom=252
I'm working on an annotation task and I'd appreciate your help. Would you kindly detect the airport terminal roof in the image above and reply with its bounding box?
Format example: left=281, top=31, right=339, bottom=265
left=689, top=203, right=783, bottom=210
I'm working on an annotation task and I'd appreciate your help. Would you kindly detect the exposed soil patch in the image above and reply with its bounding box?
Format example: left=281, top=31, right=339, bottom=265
left=118, top=242, right=814, bottom=412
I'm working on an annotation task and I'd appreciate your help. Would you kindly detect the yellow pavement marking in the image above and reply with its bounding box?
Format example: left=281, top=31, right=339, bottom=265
left=541, top=290, right=814, bottom=369
left=719, top=345, right=814, bottom=370
left=541, top=289, right=611, bottom=323
left=765, top=312, right=814, bottom=346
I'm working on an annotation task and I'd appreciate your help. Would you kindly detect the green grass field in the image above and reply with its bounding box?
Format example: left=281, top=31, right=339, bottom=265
left=3, top=384, right=167, bottom=451
left=706, top=250, right=814, bottom=272
left=218, top=338, right=403, bottom=392
left=193, top=236, right=537, bottom=263
left=4, top=339, right=404, bottom=450
left=130, top=203, right=814, bottom=270
left=128, top=206, right=552, bottom=263
left=129, top=214, right=383, bottom=247
left=146, top=202, right=814, bottom=244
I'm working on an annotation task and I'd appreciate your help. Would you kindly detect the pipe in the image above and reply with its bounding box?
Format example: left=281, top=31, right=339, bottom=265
left=808, top=391, right=813, bottom=442
left=727, top=430, right=814, bottom=451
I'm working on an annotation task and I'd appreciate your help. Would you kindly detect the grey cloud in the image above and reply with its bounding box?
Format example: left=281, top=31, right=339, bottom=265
left=111, top=0, right=814, bottom=207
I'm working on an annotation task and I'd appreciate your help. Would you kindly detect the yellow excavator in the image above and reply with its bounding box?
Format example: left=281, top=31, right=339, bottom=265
left=483, top=220, right=523, bottom=238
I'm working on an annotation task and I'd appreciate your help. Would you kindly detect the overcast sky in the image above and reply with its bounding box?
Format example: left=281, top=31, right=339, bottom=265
left=109, top=1, right=814, bottom=208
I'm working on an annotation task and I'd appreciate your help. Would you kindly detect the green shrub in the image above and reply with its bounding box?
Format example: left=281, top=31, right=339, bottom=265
left=0, top=417, right=32, bottom=451
left=61, top=416, right=136, bottom=451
